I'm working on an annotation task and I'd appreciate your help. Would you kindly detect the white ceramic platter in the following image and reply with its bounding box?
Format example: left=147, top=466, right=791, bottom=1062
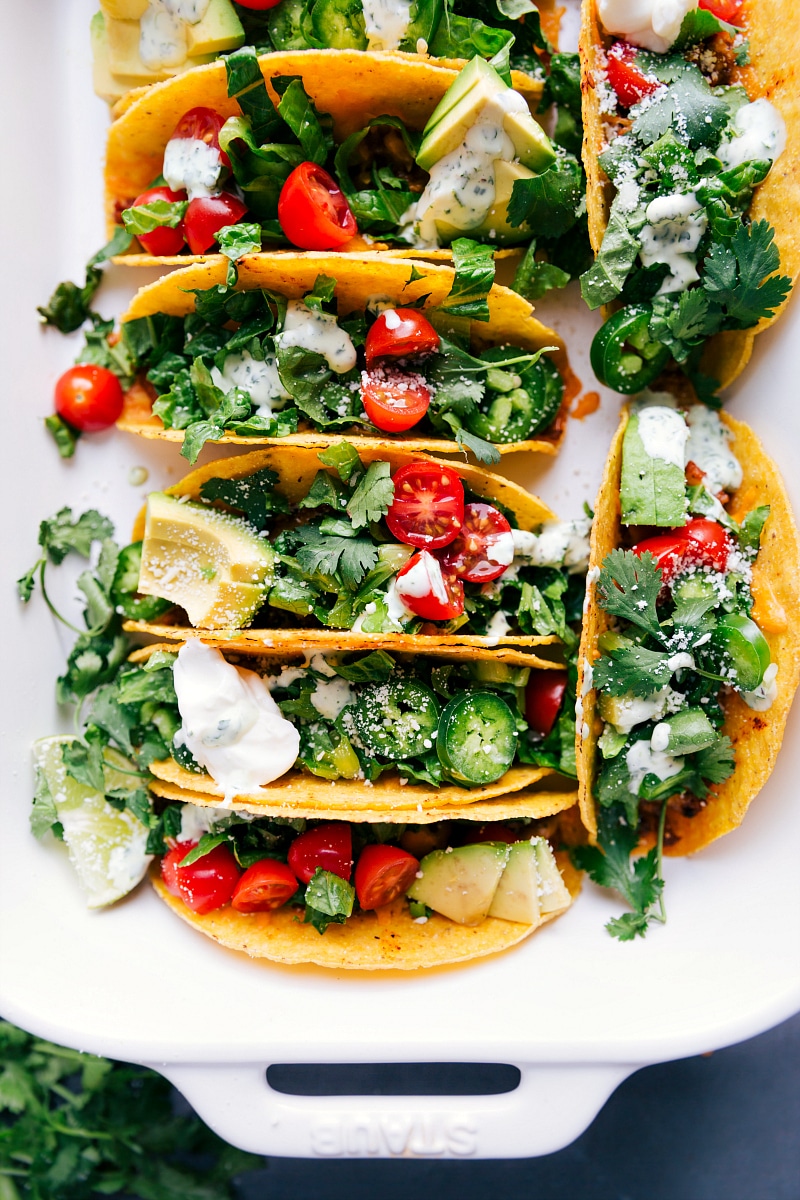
left=1, top=0, right=798, bottom=1162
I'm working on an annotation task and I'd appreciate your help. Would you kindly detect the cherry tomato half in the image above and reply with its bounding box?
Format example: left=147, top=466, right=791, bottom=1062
left=231, top=859, right=298, bottom=912
left=699, top=0, right=743, bottom=21
left=525, top=669, right=568, bottom=736
left=633, top=518, right=730, bottom=581
left=365, top=308, right=440, bottom=367
left=354, top=844, right=420, bottom=910
left=165, top=842, right=241, bottom=915
left=130, top=185, right=187, bottom=256
left=361, top=366, right=431, bottom=433
left=171, top=106, right=231, bottom=170
left=386, top=462, right=465, bottom=549
left=438, top=503, right=514, bottom=583
left=54, top=364, right=124, bottom=433
left=235, top=0, right=282, bottom=7
left=184, top=191, right=249, bottom=254
left=278, top=163, right=357, bottom=250
left=606, top=42, right=660, bottom=109
left=161, top=841, right=193, bottom=898
left=395, top=550, right=465, bottom=621
left=288, top=823, right=353, bottom=885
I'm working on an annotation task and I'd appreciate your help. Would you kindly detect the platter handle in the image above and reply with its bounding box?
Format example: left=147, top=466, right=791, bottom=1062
left=148, top=1060, right=637, bottom=1159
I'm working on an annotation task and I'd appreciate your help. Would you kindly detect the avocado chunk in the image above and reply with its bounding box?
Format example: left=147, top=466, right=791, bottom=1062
left=431, top=159, right=537, bottom=246
left=100, top=0, right=149, bottom=17
left=186, top=0, right=245, bottom=55
left=102, top=1, right=243, bottom=84
left=138, top=492, right=274, bottom=629
left=407, top=842, right=510, bottom=925
left=532, top=838, right=571, bottom=916
left=92, top=12, right=146, bottom=102
left=620, top=407, right=688, bottom=527
left=422, top=55, right=501, bottom=140
left=487, top=840, right=542, bottom=925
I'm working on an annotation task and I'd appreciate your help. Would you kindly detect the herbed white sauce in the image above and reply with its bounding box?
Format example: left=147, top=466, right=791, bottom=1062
left=685, top=405, right=743, bottom=493
left=163, top=137, right=224, bottom=200
left=362, top=0, right=413, bottom=51
left=639, top=192, right=707, bottom=294
left=742, top=662, right=778, bottom=711
left=173, top=641, right=300, bottom=801
left=511, top=519, right=592, bottom=573
left=637, top=405, right=690, bottom=468
left=395, top=550, right=449, bottom=604
left=177, top=801, right=225, bottom=843
left=626, top=739, right=684, bottom=794
left=485, top=610, right=511, bottom=639
left=163, top=0, right=211, bottom=19
left=606, top=688, right=673, bottom=733
left=140, top=1, right=188, bottom=69
left=211, top=350, right=289, bottom=415
left=598, top=0, right=696, bottom=53
left=718, top=98, right=787, bottom=171
left=275, top=300, right=357, bottom=373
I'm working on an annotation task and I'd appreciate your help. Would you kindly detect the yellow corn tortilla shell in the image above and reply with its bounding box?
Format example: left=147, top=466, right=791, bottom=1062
left=150, top=851, right=580, bottom=970
left=116, top=253, right=567, bottom=458
left=576, top=409, right=800, bottom=852
left=125, top=443, right=567, bottom=661
left=580, top=0, right=800, bottom=389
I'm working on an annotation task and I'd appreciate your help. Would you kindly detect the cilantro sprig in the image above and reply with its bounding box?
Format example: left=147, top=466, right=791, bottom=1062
left=572, top=801, right=667, bottom=940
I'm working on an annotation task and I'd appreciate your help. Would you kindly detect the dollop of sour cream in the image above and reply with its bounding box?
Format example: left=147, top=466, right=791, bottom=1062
left=511, top=519, right=592, bottom=573
left=275, top=300, right=357, bottom=373
left=211, top=350, right=290, bottom=415
left=597, top=0, right=696, bottom=53
left=685, top=405, right=743, bottom=494
left=173, top=640, right=300, bottom=802
left=639, top=192, right=707, bottom=294
left=637, top=404, right=690, bottom=468
left=140, top=1, right=188, bottom=69
left=362, top=0, right=413, bottom=51
left=163, top=138, right=224, bottom=200
left=718, top=98, right=787, bottom=172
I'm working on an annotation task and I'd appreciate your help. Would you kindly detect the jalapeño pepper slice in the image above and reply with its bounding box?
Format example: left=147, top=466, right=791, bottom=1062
left=437, top=691, right=517, bottom=784
left=708, top=613, right=771, bottom=692
left=466, top=348, right=564, bottom=442
left=112, top=542, right=172, bottom=621
left=352, top=678, right=440, bottom=760
left=590, top=305, right=670, bottom=393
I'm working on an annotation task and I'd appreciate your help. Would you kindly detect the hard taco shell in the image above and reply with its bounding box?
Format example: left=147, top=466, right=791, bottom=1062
left=576, top=408, right=800, bottom=852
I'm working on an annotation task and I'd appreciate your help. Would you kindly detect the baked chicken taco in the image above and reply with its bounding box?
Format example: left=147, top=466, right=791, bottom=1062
left=124, top=442, right=590, bottom=663
left=112, top=254, right=569, bottom=461
left=573, top=401, right=800, bottom=935
left=579, top=0, right=798, bottom=398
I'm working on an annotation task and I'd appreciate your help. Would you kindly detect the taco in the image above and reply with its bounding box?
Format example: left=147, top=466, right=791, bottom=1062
left=91, top=0, right=560, bottom=104
left=578, top=0, right=798, bottom=398
left=124, top=442, right=590, bottom=664
left=103, top=47, right=582, bottom=266
left=114, top=254, right=569, bottom=460
left=574, top=402, right=800, bottom=932
left=149, top=800, right=581, bottom=969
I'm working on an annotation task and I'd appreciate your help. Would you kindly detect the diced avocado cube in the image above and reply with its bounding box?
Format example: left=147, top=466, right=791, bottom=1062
left=407, top=842, right=510, bottom=925
left=654, top=708, right=718, bottom=755
left=186, top=0, right=245, bottom=55
left=422, top=56, right=502, bottom=143
left=531, top=838, right=571, bottom=916
left=100, top=0, right=149, bottom=17
left=487, top=840, right=542, bottom=925
left=431, top=159, right=537, bottom=247
left=105, top=15, right=177, bottom=80
left=620, top=408, right=688, bottom=528
left=138, top=492, right=274, bottom=629
left=91, top=12, right=142, bottom=103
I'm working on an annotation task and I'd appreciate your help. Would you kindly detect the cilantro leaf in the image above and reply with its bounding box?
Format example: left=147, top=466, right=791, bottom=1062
left=295, top=527, right=378, bottom=588
left=593, top=638, right=674, bottom=697
left=61, top=728, right=108, bottom=793
left=597, top=549, right=664, bottom=640
left=702, top=220, right=792, bottom=328
left=346, top=460, right=394, bottom=528
left=572, top=802, right=665, bottom=939
left=37, top=266, right=102, bottom=333
left=454, top=426, right=502, bottom=464
left=649, top=289, right=722, bottom=362
left=632, top=64, right=729, bottom=149
left=38, top=508, right=114, bottom=565
left=303, top=867, right=355, bottom=934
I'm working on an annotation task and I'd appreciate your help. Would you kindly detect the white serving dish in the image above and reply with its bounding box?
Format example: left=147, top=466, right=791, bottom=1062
left=1, top=0, right=798, bottom=1161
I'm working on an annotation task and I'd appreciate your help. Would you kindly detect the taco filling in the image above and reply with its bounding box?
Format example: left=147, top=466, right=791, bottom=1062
left=580, top=0, right=792, bottom=399
left=573, top=401, right=800, bottom=937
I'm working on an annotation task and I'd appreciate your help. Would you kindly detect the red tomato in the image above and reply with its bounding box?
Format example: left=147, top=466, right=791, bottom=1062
left=438, top=503, right=514, bottom=583
left=365, top=308, right=440, bottom=367
left=54, top=365, right=124, bottom=433
left=288, top=823, right=353, bottom=885
left=170, top=106, right=231, bottom=170
left=633, top=518, right=730, bottom=581
left=169, top=843, right=241, bottom=915
left=361, top=366, right=431, bottom=433
left=235, top=0, right=282, bottom=6
left=395, top=550, right=465, bottom=621
left=161, top=841, right=193, bottom=898
left=130, top=185, right=187, bottom=256
left=278, top=163, right=357, bottom=250
left=184, top=192, right=249, bottom=254
left=699, top=0, right=742, bottom=20
left=525, top=669, right=568, bottom=736
left=231, top=859, right=298, bottom=912
left=386, top=462, right=465, bottom=549
left=606, top=42, right=660, bottom=109
left=354, top=844, right=420, bottom=910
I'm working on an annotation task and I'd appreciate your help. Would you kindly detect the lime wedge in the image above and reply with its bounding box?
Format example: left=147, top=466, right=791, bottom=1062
left=33, top=737, right=152, bottom=908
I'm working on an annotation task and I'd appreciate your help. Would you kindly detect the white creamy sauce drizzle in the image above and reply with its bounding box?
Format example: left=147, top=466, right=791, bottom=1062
left=625, top=739, right=684, bottom=794
left=511, top=519, right=592, bottom=573
left=409, top=90, right=529, bottom=246
left=362, top=0, right=413, bottom=51
left=396, top=551, right=449, bottom=604
left=598, top=0, right=696, bottom=53
left=140, top=2, right=188, bottom=69
left=211, top=350, right=289, bottom=415
left=275, top=300, right=357, bottom=373
left=177, top=801, right=224, bottom=843
left=384, top=578, right=416, bottom=625
left=173, top=640, right=300, bottom=802
left=487, top=529, right=515, bottom=567
left=685, top=405, right=743, bottom=493
left=607, top=688, right=674, bottom=734
left=742, top=662, right=778, bottom=711
left=485, top=610, right=511, bottom=639
left=636, top=405, right=690, bottom=468
left=163, top=137, right=224, bottom=200
left=639, top=192, right=707, bottom=294
left=310, top=678, right=356, bottom=720
left=163, top=0, right=211, bottom=19
left=718, top=98, right=787, bottom=171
